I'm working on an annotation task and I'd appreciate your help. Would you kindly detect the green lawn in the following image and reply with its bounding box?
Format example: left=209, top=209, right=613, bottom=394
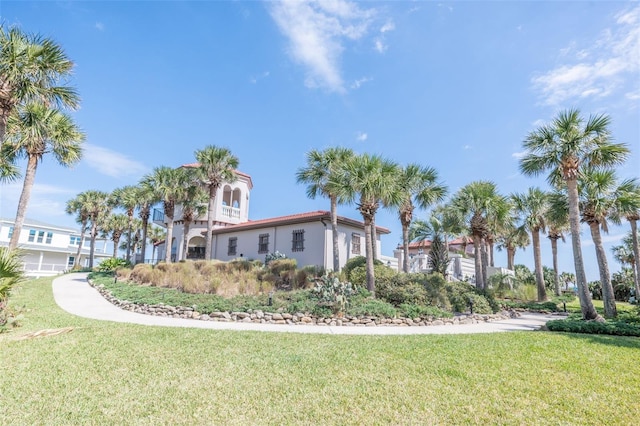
left=1, top=275, right=639, bottom=425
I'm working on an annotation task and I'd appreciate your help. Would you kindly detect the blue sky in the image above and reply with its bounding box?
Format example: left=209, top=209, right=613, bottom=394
left=1, top=1, right=638, bottom=281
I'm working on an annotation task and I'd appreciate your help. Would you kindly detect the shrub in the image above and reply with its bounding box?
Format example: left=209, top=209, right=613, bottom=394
left=347, top=299, right=397, bottom=318
left=342, top=256, right=383, bottom=282
left=97, top=258, right=131, bottom=272
left=349, top=264, right=397, bottom=290
left=546, top=319, right=640, bottom=337
left=502, top=300, right=558, bottom=312
left=446, top=281, right=493, bottom=314
left=312, top=275, right=355, bottom=314
left=265, top=251, right=287, bottom=265
left=398, top=303, right=451, bottom=319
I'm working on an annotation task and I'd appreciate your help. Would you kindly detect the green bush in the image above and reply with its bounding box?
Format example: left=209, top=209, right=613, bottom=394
left=446, top=281, right=493, bottom=314
left=349, top=264, right=397, bottom=290
left=342, top=256, right=383, bottom=282
left=502, top=300, right=558, bottom=312
left=347, top=299, right=397, bottom=318
left=312, top=275, right=355, bottom=314
left=97, top=258, right=131, bottom=272
left=398, top=303, right=452, bottom=319
left=546, top=319, right=640, bottom=337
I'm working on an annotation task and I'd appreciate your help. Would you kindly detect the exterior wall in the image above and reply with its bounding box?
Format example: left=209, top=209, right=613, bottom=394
left=0, top=219, right=110, bottom=277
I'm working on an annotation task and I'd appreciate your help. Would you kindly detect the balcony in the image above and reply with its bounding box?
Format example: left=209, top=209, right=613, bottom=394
left=152, top=208, right=165, bottom=225
left=222, top=205, right=240, bottom=219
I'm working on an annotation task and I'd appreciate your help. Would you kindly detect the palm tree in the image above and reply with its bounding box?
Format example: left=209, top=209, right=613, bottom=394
left=0, top=247, right=25, bottom=316
left=0, top=26, right=79, bottom=143
left=560, top=271, right=576, bottom=291
left=611, top=232, right=639, bottom=298
left=519, top=109, right=629, bottom=320
left=147, top=225, right=166, bottom=264
left=578, top=168, right=629, bottom=318
left=613, top=178, right=640, bottom=299
left=394, top=164, right=447, bottom=273
left=194, top=146, right=239, bottom=261
left=296, top=147, right=354, bottom=272
left=179, top=177, right=207, bottom=261
left=83, top=190, right=112, bottom=268
left=144, top=166, right=189, bottom=263
left=3, top=102, right=84, bottom=250
left=546, top=191, right=570, bottom=296
left=133, top=180, right=158, bottom=264
left=334, top=153, right=400, bottom=295
left=449, top=181, right=508, bottom=289
left=512, top=188, right=550, bottom=301
left=66, top=191, right=92, bottom=269
left=495, top=217, right=530, bottom=271
left=101, top=214, right=129, bottom=258
left=111, top=185, right=139, bottom=263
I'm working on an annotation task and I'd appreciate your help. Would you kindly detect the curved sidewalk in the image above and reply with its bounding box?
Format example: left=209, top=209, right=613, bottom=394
left=52, top=273, right=558, bottom=335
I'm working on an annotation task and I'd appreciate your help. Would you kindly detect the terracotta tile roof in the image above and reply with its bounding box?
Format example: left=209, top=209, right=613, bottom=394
left=402, top=237, right=471, bottom=249
left=209, top=210, right=391, bottom=235
left=181, top=163, right=253, bottom=189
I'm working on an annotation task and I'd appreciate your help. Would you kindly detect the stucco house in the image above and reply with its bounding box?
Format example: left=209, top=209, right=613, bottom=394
left=153, top=169, right=391, bottom=270
left=0, top=218, right=110, bottom=278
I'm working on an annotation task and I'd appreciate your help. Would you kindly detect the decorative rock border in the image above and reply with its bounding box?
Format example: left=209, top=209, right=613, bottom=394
left=91, top=282, right=520, bottom=328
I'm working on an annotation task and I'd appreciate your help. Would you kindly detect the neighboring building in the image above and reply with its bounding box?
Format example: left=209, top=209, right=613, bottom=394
left=0, top=218, right=110, bottom=278
left=394, top=239, right=513, bottom=282
left=153, top=169, right=390, bottom=270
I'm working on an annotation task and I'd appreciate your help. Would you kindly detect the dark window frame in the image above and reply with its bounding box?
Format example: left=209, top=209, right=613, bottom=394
left=292, top=229, right=305, bottom=252
left=258, top=233, right=269, bottom=254
left=228, top=237, right=237, bottom=256
left=351, top=233, right=361, bottom=255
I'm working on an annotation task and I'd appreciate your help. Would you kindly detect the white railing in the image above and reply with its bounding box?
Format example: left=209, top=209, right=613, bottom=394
left=222, top=206, right=241, bottom=219
left=22, top=262, right=68, bottom=276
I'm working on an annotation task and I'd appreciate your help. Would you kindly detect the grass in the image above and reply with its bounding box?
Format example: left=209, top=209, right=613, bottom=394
left=1, top=275, right=639, bottom=425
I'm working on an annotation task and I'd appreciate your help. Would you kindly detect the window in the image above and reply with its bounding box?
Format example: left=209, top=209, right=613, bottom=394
left=67, top=256, right=75, bottom=268
left=292, top=229, right=305, bottom=252
left=228, top=237, right=237, bottom=256
left=28, top=229, right=36, bottom=242
left=352, top=233, right=361, bottom=255
left=8, top=227, right=14, bottom=239
left=45, top=232, right=53, bottom=244
left=258, top=234, right=269, bottom=254
left=70, top=236, right=82, bottom=246
left=36, top=231, right=45, bottom=243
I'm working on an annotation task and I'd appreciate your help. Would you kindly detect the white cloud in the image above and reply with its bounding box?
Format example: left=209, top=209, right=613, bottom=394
left=380, top=21, right=395, bottom=33
left=374, top=38, right=387, bottom=53
left=532, top=5, right=640, bottom=106
left=95, top=22, right=104, bottom=31
left=531, top=119, right=546, bottom=127
left=511, top=151, right=527, bottom=159
left=83, top=144, right=149, bottom=179
left=0, top=183, right=75, bottom=220
left=356, top=131, right=368, bottom=142
left=268, top=0, right=378, bottom=93
left=582, top=232, right=625, bottom=247
left=250, top=71, right=270, bottom=84
left=350, top=76, right=372, bottom=89
left=463, top=144, right=472, bottom=150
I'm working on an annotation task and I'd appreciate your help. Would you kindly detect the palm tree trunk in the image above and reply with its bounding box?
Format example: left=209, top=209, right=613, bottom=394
left=330, top=196, right=340, bottom=272
left=182, top=220, right=191, bottom=261
left=489, top=238, right=495, bottom=267
left=364, top=216, right=375, bottom=296
left=507, top=246, right=515, bottom=271
left=566, top=178, right=598, bottom=320
left=629, top=219, right=640, bottom=299
left=550, top=237, right=561, bottom=296
left=401, top=220, right=410, bottom=273
left=8, top=155, right=38, bottom=250
left=205, top=186, right=216, bottom=261
left=112, top=237, right=120, bottom=258
left=531, top=229, right=547, bottom=301
left=89, top=221, right=98, bottom=268
left=165, top=218, right=174, bottom=263
left=481, top=239, right=488, bottom=289
left=125, top=213, right=133, bottom=263
left=472, top=234, right=483, bottom=289
left=139, top=208, right=150, bottom=264
left=371, top=216, right=378, bottom=261
left=588, top=222, right=617, bottom=318
left=74, top=219, right=87, bottom=268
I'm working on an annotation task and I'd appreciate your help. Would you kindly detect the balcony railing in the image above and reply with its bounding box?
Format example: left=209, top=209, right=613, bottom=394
left=222, top=206, right=240, bottom=219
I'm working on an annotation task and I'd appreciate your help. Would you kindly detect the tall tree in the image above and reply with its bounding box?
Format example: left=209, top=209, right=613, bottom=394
left=144, top=166, right=188, bottom=263
left=66, top=191, right=91, bottom=269
left=101, top=214, right=129, bottom=258
left=546, top=191, right=569, bottom=296
left=394, top=164, right=447, bottom=273
left=511, top=188, right=550, bottom=302
left=613, top=178, right=640, bottom=299
left=611, top=232, right=639, bottom=299
left=449, top=181, right=508, bottom=289
left=3, top=102, right=84, bottom=250
left=179, top=176, right=207, bottom=261
left=147, top=225, right=166, bottom=264
left=495, top=218, right=530, bottom=271
left=83, top=190, right=112, bottom=268
left=0, top=26, right=79, bottom=144
left=519, top=109, right=629, bottom=320
left=296, top=147, right=354, bottom=272
left=111, top=185, right=139, bottom=263
left=194, top=146, right=239, bottom=261
left=135, top=180, right=158, bottom=264
left=334, top=153, right=400, bottom=295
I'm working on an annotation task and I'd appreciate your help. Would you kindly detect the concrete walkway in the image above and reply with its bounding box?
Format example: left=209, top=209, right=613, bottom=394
left=52, top=273, right=559, bottom=335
